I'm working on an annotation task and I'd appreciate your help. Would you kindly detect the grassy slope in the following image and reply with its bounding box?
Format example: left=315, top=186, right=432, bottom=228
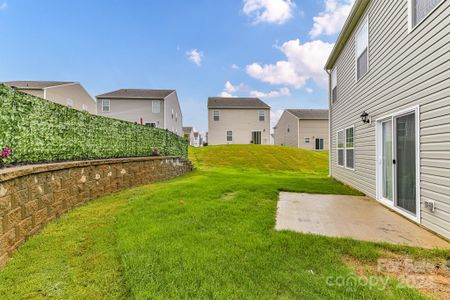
left=0, top=145, right=445, bottom=299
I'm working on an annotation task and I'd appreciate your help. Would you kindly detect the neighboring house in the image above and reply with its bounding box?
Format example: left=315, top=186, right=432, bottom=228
left=96, top=89, right=183, bottom=136
left=273, top=109, right=329, bottom=150
left=3, top=81, right=96, bottom=114
left=208, top=97, right=270, bottom=145
left=193, top=132, right=201, bottom=147
left=183, top=126, right=195, bottom=146
left=325, top=0, right=449, bottom=239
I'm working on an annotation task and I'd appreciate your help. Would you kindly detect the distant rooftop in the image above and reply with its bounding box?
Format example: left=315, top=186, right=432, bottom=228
left=3, top=81, right=75, bottom=89
left=183, top=126, right=193, bottom=132
left=286, top=109, right=329, bottom=120
left=96, top=89, right=175, bottom=99
left=208, top=97, right=270, bottom=109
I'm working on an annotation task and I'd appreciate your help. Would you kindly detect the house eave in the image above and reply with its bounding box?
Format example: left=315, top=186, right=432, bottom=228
left=324, top=0, right=370, bottom=70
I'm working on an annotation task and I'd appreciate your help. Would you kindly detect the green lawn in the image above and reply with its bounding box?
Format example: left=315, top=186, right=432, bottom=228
left=0, top=145, right=447, bottom=299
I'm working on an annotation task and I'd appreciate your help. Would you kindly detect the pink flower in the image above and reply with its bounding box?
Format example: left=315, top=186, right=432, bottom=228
left=1, top=147, right=12, bottom=162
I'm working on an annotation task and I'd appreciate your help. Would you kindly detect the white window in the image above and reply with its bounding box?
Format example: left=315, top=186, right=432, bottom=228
left=66, top=98, right=73, bottom=108
left=331, top=68, right=337, bottom=103
left=176, top=112, right=178, bottom=122
left=213, top=110, right=220, bottom=121
left=410, top=0, right=441, bottom=28
left=259, top=111, right=265, bottom=122
left=102, top=99, right=110, bottom=112
left=345, top=127, right=355, bottom=169
left=226, top=130, right=232, bottom=142
left=337, top=130, right=345, bottom=167
left=304, top=138, right=310, bottom=144
left=356, top=17, right=369, bottom=80
left=82, top=104, right=88, bottom=112
left=152, top=100, right=161, bottom=113
left=171, top=109, right=174, bottom=119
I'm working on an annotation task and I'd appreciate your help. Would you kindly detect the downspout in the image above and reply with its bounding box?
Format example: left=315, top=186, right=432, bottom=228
left=325, top=69, right=332, bottom=178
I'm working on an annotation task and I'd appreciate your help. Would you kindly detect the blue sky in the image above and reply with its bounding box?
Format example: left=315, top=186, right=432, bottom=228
left=0, top=0, right=354, bottom=131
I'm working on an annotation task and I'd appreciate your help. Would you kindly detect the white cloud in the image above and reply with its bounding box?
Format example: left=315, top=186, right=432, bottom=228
left=249, top=87, right=290, bottom=99
left=186, top=49, right=203, bottom=66
left=246, top=39, right=334, bottom=88
left=219, top=91, right=236, bottom=97
left=310, top=0, right=355, bottom=37
left=0, top=1, right=8, bottom=10
left=231, top=64, right=240, bottom=70
left=219, top=81, right=247, bottom=97
left=305, top=87, right=313, bottom=93
left=225, top=81, right=247, bottom=93
left=243, top=0, right=295, bottom=24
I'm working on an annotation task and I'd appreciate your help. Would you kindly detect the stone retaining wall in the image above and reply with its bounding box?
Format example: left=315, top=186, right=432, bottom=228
left=0, top=156, right=192, bottom=267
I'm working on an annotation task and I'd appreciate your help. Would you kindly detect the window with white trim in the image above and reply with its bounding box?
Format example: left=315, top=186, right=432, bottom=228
left=331, top=68, right=337, bottom=103
left=337, top=130, right=345, bottom=166
left=102, top=99, right=110, bottom=112
left=66, top=98, right=73, bottom=108
left=259, top=111, right=265, bottom=121
left=213, top=110, right=220, bottom=121
left=304, top=138, right=310, bottom=144
left=152, top=100, right=161, bottom=113
left=171, top=109, right=174, bottom=119
left=82, top=104, right=88, bottom=112
left=411, top=0, right=440, bottom=27
left=346, top=127, right=354, bottom=169
left=226, top=130, right=232, bottom=142
left=356, top=18, right=369, bottom=80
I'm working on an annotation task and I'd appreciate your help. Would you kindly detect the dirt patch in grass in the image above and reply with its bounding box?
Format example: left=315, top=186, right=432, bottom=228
left=344, top=253, right=450, bottom=299
left=221, top=192, right=238, bottom=201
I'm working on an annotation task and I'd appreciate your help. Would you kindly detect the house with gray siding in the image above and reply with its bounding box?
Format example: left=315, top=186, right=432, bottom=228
left=3, top=81, right=97, bottom=114
left=273, top=109, right=329, bottom=150
left=325, top=0, right=449, bottom=239
left=96, top=89, right=183, bottom=136
left=208, top=97, right=270, bottom=145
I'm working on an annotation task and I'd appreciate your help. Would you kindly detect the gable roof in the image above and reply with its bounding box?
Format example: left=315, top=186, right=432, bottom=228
left=325, top=0, right=370, bottom=70
left=208, top=97, right=270, bottom=109
left=3, top=81, right=75, bottom=89
left=183, top=126, right=193, bottom=133
left=286, top=109, right=329, bottom=120
left=96, top=89, right=175, bottom=99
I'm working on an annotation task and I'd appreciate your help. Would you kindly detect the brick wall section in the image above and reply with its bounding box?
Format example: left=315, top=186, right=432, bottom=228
left=0, top=156, right=192, bottom=267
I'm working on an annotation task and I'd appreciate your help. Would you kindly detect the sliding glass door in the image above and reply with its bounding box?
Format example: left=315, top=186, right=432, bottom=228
left=381, top=120, right=393, bottom=201
left=395, top=113, right=416, bottom=214
left=378, top=109, right=418, bottom=219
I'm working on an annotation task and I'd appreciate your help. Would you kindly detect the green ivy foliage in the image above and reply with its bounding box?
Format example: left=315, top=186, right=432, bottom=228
left=0, top=85, right=188, bottom=166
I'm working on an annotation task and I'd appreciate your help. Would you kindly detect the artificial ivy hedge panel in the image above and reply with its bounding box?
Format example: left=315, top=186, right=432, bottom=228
left=0, top=85, right=188, bottom=166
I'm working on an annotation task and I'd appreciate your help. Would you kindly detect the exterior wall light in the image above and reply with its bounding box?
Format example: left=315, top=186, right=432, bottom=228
left=360, top=111, right=370, bottom=124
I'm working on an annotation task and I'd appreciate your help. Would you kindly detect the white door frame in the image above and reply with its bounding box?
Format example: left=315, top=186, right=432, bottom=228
left=375, top=105, right=421, bottom=223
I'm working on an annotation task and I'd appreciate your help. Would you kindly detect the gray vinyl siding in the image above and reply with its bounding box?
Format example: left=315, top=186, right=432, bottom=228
left=273, top=111, right=299, bottom=147
left=329, top=1, right=449, bottom=238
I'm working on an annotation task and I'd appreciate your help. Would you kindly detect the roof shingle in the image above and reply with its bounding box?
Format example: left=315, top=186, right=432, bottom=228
left=3, top=81, right=75, bottom=89
left=286, top=109, right=329, bottom=120
left=96, top=89, right=175, bottom=99
left=208, top=97, right=270, bottom=109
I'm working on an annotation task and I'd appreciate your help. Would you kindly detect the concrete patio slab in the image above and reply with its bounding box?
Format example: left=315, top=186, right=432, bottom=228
left=276, top=192, right=450, bottom=249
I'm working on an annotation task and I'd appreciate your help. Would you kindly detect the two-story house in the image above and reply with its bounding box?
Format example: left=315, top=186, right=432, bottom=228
left=3, top=81, right=97, bottom=114
left=96, top=89, right=183, bottom=136
left=183, top=126, right=195, bottom=146
left=325, top=0, right=449, bottom=239
left=274, top=109, right=329, bottom=150
left=207, top=97, right=270, bottom=145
